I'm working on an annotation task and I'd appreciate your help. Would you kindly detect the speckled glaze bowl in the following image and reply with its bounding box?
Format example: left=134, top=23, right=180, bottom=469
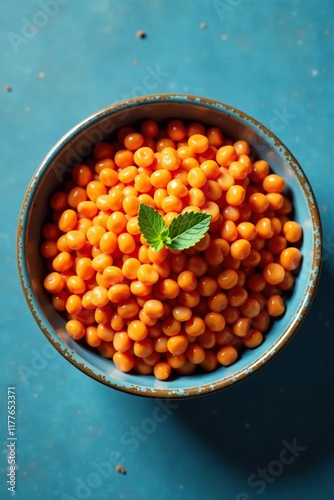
left=17, top=94, right=322, bottom=398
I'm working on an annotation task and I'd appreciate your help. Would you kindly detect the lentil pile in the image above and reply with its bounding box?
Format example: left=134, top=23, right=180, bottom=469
left=41, top=119, right=303, bottom=380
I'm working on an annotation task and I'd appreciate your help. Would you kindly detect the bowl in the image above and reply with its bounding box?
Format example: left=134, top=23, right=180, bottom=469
left=17, top=94, right=322, bottom=398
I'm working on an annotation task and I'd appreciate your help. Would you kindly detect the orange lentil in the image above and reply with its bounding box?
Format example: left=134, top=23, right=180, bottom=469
left=232, top=317, right=251, bottom=337
left=77, top=200, right=98, bottom=219
left=52, top=291, right=69, bottom=312
left=97, top=341, right=116, bottom=358
left=181, top=157, right=200, bottom=172
left=72, top=164, right=93, bottom=187
left=280, top=247, right=302, bottom=271
left=128, top=279, right=151, bottom=297
left=58, top=209, right=78, bottom=232
left=93, top=142, right=114, bottom=160
left=243, top=330, right=263, bottom=348
left=156, top=138, right=176, bottom=152
left=200, top=160, right=220, bottom=179
left=167, top=119, right=187, bottom=141
left=153, top=335, right=169, bottom=353
left=206, top=127, right=224, bottom=147
left=177, top=271, right=197, bottom=292
left=226, top=185, right=245, bottom=206
left=187, top=167, right=207, bottom=188
left=162, top=317, right=181, bottom=336
left=50, top=191, right=68, bottom=212
left=106, top=190, right=125, bottom=211
left=278, top=270, right=295, bottom=291
left=266, top=192, right=284, bottom=211
left=140, top=119, right=159, bottom=138
left=227, top=286, right=248, bottom=307
left=143, top=299, right=165, bottom=319
left=42, top=222, right=61, bottom=241
left=217, top=269, right=238, bottom=290
left=187, top=122, right=206, bottom=137
left=255, top=217, right=274, bottom=239
left=95, top=305, right=113, bottom=325
left=113, top=331, right=133, bottom=352
left=66, top=319, right=86, bottom=340
left=267, top=294, right=286, bottom=317
left=161, top=195, right=183, bottom=213
left=185, top=316, right=206, bottom=337
left=179, top=290, right=200, bottom=308
left=250, top=160, right=269, bottom=182
left=204, top=312, right=226, bottom=332
left=167, top=334, right=189, bottom=355
left=67, top=186, right=87, bottom=208
left=110, top=313, right=125, bottom=332
left=204, top=238, right=229, bottom=266
left=86, top=181, right=107, bottom=202
left=278, top=197, right=293, bottom=215
left=160, top=147, right=180, bottom=171
left=252, top=310, right=270, bottom=332
left=186, top=256, right=208, bottom=277
left=240, top=298, right=261, bottom=318
left=242, top=249, right=261, bottom=268
left=207, top=292, right=228, bottom=313
left=229, top=161, right=249, bottom=180
left=263, top=174, right=285, bottom=193
left=248, top=192, right=270, bottom=213
left=152, top=260, right=171, bottom=279
left=217, top=345, right=238, bottom=366
left=153, top=361, right=172, bottom=380
left=66, top=294, right=83, bottom=315
left=176, top=360, right=196, bottom=375
left=113, top=351, right=134, bottom=373
left=188, top=134, right=209, bottom=154
left=282, top=221, right=302, bottom=243
left=187, top=344, right=205, bottom=364
left=107, top=283, right=131, bottom=303
left=43, top=272, right=65, bottom=294
left=114, top=149, right=134, bottom=169
left=95, top=158, right=116, bottom=174
left=230, top=239, right=251, bottom=260
left=216, top=145, right=237, bottom=167
left=263, top=263, right=285, bottom=285
left=85, top=326, right=102, bottom=347
left=52, top=251, right=74, bottom=272
left=166, top=352, right=187, bottom=369
left=266, top=235, right=287, bottom=255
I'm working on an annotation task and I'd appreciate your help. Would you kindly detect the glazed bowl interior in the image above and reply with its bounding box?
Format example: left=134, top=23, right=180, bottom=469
left=17, top=94, right=322, bottom=398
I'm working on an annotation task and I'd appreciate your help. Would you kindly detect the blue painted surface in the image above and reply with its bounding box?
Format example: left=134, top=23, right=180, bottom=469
left=1, top=1, right=334, bottom=499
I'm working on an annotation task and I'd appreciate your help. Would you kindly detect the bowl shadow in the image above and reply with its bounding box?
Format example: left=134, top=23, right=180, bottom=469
left=171, top=260, right=334, bottom=479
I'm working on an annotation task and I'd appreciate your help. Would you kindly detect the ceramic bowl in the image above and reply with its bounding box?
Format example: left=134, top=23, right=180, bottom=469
left=17, top=94, right=322, bottom=398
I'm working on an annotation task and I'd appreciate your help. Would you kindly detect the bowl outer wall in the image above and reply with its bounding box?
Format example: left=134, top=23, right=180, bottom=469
left=17, top=94, right=322, bottom=398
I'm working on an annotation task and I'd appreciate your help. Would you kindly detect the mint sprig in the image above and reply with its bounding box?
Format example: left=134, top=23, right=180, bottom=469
left=138, top=203, right=212, bottom=251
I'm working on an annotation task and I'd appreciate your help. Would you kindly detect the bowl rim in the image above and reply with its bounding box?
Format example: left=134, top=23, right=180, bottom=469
left=17, top=93, right=323, bottom=398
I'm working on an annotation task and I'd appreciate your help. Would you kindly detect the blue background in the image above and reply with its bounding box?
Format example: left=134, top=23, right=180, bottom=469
left=1, top=1, right=334, bottom=499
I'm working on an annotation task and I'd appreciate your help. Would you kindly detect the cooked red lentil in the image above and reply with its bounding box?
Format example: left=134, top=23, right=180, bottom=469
left=41, top=119, right=303, bottom=380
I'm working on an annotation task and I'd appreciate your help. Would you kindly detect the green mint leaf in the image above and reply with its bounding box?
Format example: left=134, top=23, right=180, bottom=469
left=166, top=211, right=212, bottom=250
left=138, top=203, right=166, bottom=251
